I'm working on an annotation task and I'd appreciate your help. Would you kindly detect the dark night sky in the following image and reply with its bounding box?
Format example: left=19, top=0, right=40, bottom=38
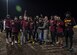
left=0, top=0, right=77, bottom=20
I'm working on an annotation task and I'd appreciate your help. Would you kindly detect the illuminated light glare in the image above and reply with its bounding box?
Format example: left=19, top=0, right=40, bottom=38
left=16, top=5, right=22, bottom=12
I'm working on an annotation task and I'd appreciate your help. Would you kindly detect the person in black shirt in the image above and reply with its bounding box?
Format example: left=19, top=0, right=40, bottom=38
left=63, top=12, right=76, bottom=51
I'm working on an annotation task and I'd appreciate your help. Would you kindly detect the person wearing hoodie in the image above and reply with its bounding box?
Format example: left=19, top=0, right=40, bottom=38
left=63, top=12, right=76, bottom=50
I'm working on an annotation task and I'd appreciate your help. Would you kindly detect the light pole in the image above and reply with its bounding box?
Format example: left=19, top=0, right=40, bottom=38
left=6, top=0, right=8, bottom=16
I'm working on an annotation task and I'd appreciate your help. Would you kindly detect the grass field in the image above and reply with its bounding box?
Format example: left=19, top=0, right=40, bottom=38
left=0, top=29, right=77, bottom=55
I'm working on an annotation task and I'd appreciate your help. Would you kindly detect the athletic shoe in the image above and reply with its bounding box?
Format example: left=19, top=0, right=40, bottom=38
left=15, top=41, right=17, bottom=44
left=6, top=38, right=9, bottom=44
left=9, top=38, right=11, bottom=43
left=56, top=42, right=59, bottom=44
left=11, top=42, right=14, bottom=45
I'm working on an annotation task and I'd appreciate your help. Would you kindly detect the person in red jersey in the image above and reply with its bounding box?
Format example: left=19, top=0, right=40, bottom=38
left=56, top=16, right=64, bottom=47
left=49, top=16, right=56, bottom=46
left=11, top=17, right=20, bottom=45
left=5, top=15, right=12, bottom=44
left=21, top=16, right=29, bottom=44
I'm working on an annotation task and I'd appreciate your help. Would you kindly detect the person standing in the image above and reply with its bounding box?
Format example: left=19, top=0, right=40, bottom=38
left=43, top=16, right=49, bottom=44
left=49, top=16, right=56, bottom=46
left=5, top=15, right=12, bottom=44
left=19, top=16, right=23, bottom=45
left=11, top=17, right=20, bottom=45
left=38, top=17, right=44, bottom=45
left=28, top=17, right=34, bottom=43
left=63, top=12, right=76, bottom=50
left=34, top=16, right=39, bottom=42
left=21, top=16, right=29, bottom=44
left=56, top=16, right=64, bottom=47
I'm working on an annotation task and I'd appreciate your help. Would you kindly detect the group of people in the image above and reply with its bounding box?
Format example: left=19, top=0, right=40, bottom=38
left=0, top=11, right=76, bottom=51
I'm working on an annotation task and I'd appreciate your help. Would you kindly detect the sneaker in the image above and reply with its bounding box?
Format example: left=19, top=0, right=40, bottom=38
left=11, top=42, right=14, bottom=45
left=56, top=42, right=59, bottom=44
left=15, top=41, right=17, bottom=44
left=9, top=38, right=11, bottom=43
left=6, top=38, right=9, bottom=44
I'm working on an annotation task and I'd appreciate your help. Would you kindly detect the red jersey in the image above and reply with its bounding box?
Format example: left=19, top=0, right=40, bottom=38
left=21, top=19, right=28, bottom=30
left=29, top=21, right=34, bottom=30
left=49, top=20, right=56, bottom=32
left=11, top=20, right=19, bottom=32
left=57, top=20, right=64, bottom=33
left=5, top=19, right=11, bottom=29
